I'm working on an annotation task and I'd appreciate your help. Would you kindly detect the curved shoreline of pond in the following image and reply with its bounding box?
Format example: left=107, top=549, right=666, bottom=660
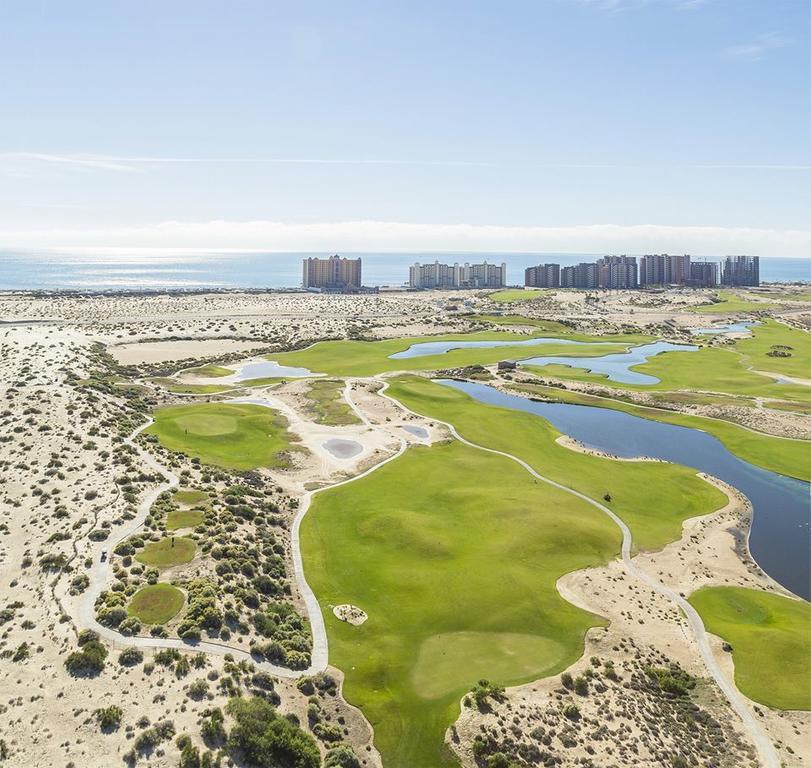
left=437, top=379, right=811, bottom=601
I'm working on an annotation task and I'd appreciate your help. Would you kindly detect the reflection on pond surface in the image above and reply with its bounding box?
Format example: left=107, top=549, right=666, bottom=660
left=520, top=341, right=698, bottom=385
left=437, top=379, right=811, bottom=600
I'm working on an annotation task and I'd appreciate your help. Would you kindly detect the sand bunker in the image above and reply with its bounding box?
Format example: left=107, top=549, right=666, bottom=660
left=322, top=438, right=363, bottom=459
left=109, top=338, right=268, bottom=364
left=333, top=604, right=368, bottom=626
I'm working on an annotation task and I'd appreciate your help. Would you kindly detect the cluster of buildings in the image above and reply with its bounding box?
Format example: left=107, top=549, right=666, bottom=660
left=525, top=255, right=759, bottom=289
left=408, top=260, right=506, bottom=289
left=301, top=253, right=760, bottom=292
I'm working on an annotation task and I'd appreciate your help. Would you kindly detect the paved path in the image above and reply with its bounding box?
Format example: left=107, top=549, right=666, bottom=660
left=376, top=379, right=780, bottom=768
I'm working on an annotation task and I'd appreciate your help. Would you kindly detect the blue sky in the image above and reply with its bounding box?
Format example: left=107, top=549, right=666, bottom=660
left=0, top=0, right=809, bottom=255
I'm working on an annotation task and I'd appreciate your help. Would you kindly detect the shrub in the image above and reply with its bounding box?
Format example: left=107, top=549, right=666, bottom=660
left=325, top=745, right=361, bottom=767
left=65, top=639, right=108, bottom=676
left=574, top=676, right=589, bottom=696
left=95, top=705, right=123, bottom=731
left=561, top=672, right=573, bottom=689
left=119, top=648, right=144, bottom=666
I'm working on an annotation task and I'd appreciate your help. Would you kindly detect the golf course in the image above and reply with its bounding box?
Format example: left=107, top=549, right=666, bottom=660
left=689, top=586, right=811, bottom=711
left=145, top=402, right=300, bottom=470
left=128, top=583, right=186, bottom=625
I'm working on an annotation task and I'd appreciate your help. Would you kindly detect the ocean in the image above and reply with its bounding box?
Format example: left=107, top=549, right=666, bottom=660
left=0, top=250, right=809, bottom=291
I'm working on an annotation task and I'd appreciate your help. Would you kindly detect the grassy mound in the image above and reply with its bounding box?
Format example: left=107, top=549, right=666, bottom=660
left=303, top=379, right=360, bottom=425
left=303, top=439, right=618, bottom=767
left=689, top=586, right=811, bottom=710
left=183, top=363, right=234, bottom=377
left=145, top=402, right=298, bottom=470
left=128, top=583, right=185, bottom=624
left=135, top=537, right=196, bottom=567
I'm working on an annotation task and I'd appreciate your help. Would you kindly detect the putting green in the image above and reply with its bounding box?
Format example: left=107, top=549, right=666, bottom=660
left=303, top=439, right=618, bottom=768
left=269, top=330, right=649, bottom=378
left=135, top=537, right=196, bottom=568
left=735, top=319, right=811, bottom=380
left=689, top=586, right=811, bottom=710
left=166, top=509, right=205, bottom=530
left=173, top=489, right=209, bottom=506
left=128, top=583, right=185, bottom=624
left=145, top=402, right=298, bottom=470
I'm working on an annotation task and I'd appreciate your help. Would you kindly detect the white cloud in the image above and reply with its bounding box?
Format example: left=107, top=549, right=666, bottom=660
left=1, top=219, right=808, bottom=257
left=722, top=32, right=791, bottom=60
left=0, top=152, right=141, bottom=173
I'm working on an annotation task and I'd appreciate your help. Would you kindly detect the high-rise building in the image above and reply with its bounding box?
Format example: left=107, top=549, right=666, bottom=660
left=721, top=256, right=760, bottom=287
left=597, top=255, right=638, bottom=289
left=409, top=261, right=506, bottom=289
left=561, top=262, right=598, bottom=289
left=688, top=260, right=719, bottom=288
left=525, top=263, right=560, bottom=288
left=302, top=255, right=362, bottom=290
left=639, top=254, right=691, bottom=286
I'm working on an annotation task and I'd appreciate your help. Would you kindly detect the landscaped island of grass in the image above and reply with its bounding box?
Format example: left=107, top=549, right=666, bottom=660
left=128, top=583, right=186, bottom=624
left=135, top=536, right=197, bottom=568
left=689, top=586, right=811, bottom=711
left=145, top=402, right=299, bottom=470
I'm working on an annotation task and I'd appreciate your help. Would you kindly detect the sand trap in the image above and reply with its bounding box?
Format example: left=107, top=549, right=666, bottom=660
left=333, top=604, right=368, bottom=625
left=401, top=424, right=429, bottom=439
left=322, top=438, right=363, bottom=459
left=109, top=338, right=268, bottom=364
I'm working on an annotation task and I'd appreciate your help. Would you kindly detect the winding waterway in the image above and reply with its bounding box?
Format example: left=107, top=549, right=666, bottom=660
left=437, top=379, right=811, bottom=600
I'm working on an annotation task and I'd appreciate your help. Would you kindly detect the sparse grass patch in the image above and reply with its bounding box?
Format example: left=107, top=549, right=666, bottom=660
left=487, top=288, right=548, bottom=304
left=183, top=364, right=234, bottom=378
left=128, top=583, right=185, bottom=624
left=302, top=380, right=361, bottom=425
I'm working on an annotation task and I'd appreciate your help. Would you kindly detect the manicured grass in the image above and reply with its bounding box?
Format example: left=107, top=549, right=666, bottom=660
left=688, top=586, right=811, bottom=710
left=472, top=315, right=579, bottom=331
left=149, top=378, right=234, bottom=394
left=508, top=381, right=811, bottom=482
left=269, top=330, right=649, bottom=377
left=128, top=583, right=186, bottom=624
left=302, top=379, right=361, bottom=425
left=135, top=537, right=197, bottom=567
left=145, top=402, right=299, bottom=470
left=183, top=363, right=234, bottom=377
left=734, top=319, right=811, bottom=379
left=387, top=376, right=727, bottom=552
left=173, top=489, right=209, bottom=506
left=487, top=288, right=548, bottom=303
left=692, top=290, right=779, bottom=314
left=166, top=509, right=205, bottom=530
left=302, top=440, right=618, bottom=768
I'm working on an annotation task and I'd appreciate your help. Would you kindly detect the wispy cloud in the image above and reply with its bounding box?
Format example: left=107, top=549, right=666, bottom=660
left=573, top=0, right=707, bottom=12
left=0, top=152, right=141, bottom=173
left=1, top=219, right=808, bottom=258
left=722, top=32, right=791, bottom=60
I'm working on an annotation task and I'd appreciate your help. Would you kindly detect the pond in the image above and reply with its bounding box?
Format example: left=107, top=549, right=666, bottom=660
left=388, top=337, right=618, bottom=359
left=401, top=424, right=429, bottom=439
left=692, top=321, right=758, bottom=336
left=437, top=379, right=811, bottom=600
left=235, top=360, right=315, bottom=381
left=519, top=341, right=698, bottom=385
left=322, top=438, right=363, bottom=459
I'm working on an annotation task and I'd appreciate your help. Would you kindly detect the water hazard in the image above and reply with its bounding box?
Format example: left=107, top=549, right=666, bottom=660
left=437, top=379, right=811, bottom=600
left=235, top=360, right=315, bottom=381
left=520, top=341, right=698, bottom=385
left=389, top=337, right=618, bottom=359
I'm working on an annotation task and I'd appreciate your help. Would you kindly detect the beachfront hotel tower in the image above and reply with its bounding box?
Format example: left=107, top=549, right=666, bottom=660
left=409, top=260, right=506, bottom=289
left=302, top=255, right=362, bottom=290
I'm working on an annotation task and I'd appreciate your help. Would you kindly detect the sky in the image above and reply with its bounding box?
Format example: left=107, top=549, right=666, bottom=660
left=0, top=0, right=809, bottom=257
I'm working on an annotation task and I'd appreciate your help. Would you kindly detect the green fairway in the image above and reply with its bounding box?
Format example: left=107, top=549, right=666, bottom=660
left=689, top=587, right=811, bottom=710
left=173, top=489, right=209, bottom=506
left=302, top=440, right=618, bottom=768
left=734, top=319, right=811, bottom=379
left=487, top=288, right=548, bottom=303
left=387, top=376, right=728, bottom=552
left=183, top=363, right=234, bottom=377
left=508, top=382, right=811, bottom=482
left=149, top=378, right=235, bottom=394
left=128, top=583, right=186, bottom=624
left=135, top=537, right=197, bottom=567
left=268, top=330, right=649, bottom=377
left=145, top=402, right=299, bottom=470
left=692, top=290, right=778, bottom=314
left=302, top=379, right=361, bottom=425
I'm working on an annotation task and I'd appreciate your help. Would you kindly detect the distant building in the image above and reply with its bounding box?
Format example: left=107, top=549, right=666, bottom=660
left=525, top=263, right=560, bottom=288
left=688, top=260, right=719, bottom=288
left=497, top=360, right=517, bottom=371
left=597, top=255, right=638, bottom=289
left=561, top=262, right=599, bottom=289
left=721, top=256, right=760, bottom=287
left=409, top=260, right=506, bottom=289
left=639, top=254, right=691, bottom=287
left=302, top=255, right=362, bottom=290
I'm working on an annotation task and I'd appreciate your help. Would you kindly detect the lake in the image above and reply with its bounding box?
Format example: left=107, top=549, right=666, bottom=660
left=438, top=379, right=811, bottom=600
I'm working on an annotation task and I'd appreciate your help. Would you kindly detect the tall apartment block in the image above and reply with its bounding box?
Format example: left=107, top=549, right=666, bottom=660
left=721, top=256, right=760, bottom=287
left=302, top=255, right=362, bottom=290
left=525, top=263, right=560, bottom=288
left=597, top=255, right=638, bottom=289
left=561, top=262, right=599, bottom=289
left=409, top=261, right=506, bottom=289
left=688, top=260, right=719, bottom=288
left=639, top=254, right=691, bottom=286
